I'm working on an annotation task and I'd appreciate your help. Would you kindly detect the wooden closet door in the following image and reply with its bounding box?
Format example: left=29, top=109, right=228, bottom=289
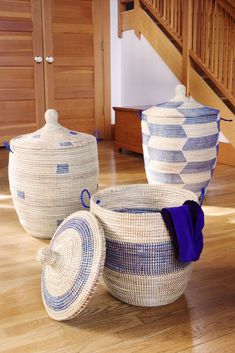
left=42, top=0, right=107, bottom=137
left=0, top=0, right=45, bottom=144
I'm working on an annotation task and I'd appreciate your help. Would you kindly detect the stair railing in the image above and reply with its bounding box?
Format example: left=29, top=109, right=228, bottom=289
left=190, top=0, right=235, bottom=105
left=119, top=0, right=235, bottom=107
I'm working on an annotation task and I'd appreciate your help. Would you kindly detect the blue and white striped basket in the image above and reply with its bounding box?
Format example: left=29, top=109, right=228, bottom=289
left=142, top=85, right=220, bottom=199
left=8, top=109, right=99, bottom=239
left=91, top=184, right=197, bottom=307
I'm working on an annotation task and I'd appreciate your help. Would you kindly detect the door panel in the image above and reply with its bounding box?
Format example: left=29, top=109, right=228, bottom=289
left=53, top=34, right=93, bottom=57
left=0, top=0, right=45, bottom=144
left=56, top=98, right=95, bottom=132
left=54, top=67, right=94, bottom=99
left=0, top=67, right=34, bottom=89
left=0, top=100, right=36, bottom=125
left=42, top=0, right=105, bottom=135
left=0, top=0, right=31, bottom=18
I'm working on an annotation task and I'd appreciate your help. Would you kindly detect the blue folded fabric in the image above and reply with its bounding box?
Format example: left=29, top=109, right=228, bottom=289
left=161, top=200, right=204, bottom=262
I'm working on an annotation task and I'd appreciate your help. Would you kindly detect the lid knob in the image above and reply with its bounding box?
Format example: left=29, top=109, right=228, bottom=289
left=45, top=109, right=59, bottom=125
left=175, top=84, right=186, bottom=96
left=36, top=247, right=59, bottom=266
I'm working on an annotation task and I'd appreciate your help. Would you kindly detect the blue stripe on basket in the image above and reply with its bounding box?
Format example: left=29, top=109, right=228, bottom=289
left=114, top=207, right=161, bottom=213
left=147, top=170, right=183, bottom=184
left=142, top=133, right=150, bottom=145
left=157, top=101, right=184, bottom=108
left=181, top=158, right=216, bottom=173
left=177, top=107, right=219, bottom=117
left=56, top=164, right=69, bottom=174
left=17, top=190, right=25, bottom=199
left=183, top=180, right=210, bottom=193
left=183, top=134, right=219, bottom=150
left=42, top=218, right=94, bottom=311
left=148, top=124, right=187, bottom=138
left=142, top=113, right=147, bottom=121
left=182, top=115, right=218, bottom=124
left=32, top=134, right=41, bottom=139
left=148, top=147, right=186, bottom=162
left=69, top=131, right=78, bottom=135
left=105, top=240, right=189, bottom=275
left=60, top=141, right=73, bottom=147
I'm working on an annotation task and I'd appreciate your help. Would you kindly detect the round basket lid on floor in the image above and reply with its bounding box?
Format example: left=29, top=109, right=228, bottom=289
left=36, top=211, right=105, bottom=321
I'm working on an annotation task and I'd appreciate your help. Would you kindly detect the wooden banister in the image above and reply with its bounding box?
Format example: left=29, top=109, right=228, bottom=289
left=119, top=0, right=235, bottom=108
left=190, top=0, right=235, bottom=107
left=140, top=0, right=183, bottom=46
left=182, top=0, right=192, bottom=95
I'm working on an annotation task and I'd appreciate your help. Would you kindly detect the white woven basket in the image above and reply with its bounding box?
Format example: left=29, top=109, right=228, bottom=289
left=90, top=184, right=198, bottom=307
left=142, top=85, right=220, bottom=199
left=8, top=109, right=99, bottom=239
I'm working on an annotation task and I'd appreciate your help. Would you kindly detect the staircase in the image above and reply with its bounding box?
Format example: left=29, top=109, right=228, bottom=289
left=118, top=0, right=235, bottom=153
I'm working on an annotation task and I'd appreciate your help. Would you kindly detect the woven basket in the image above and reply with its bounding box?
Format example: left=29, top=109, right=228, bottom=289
left=90, top=184, right=197, bottom=307
left=36, top=211, right=106, bottom=321
left=8, top=109, right=99, bottom=239
left=142, top=85, right=220, bottom=198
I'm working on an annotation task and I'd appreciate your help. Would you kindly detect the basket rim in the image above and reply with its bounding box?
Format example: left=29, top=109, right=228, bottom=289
left=90, top=184, right=198, bottom=219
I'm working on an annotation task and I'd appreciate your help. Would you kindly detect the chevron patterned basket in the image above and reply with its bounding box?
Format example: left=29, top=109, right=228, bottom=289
left=90, top=184, right=197, bottom=307
left=8, top=109, right=99, bottom=239
left=142, top=85, right=220, bottom=198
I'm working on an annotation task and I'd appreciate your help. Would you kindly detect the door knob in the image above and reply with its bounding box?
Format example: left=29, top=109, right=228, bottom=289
left=46, top=56, right=54, bottom=64
left=34, top=56, right=43, bottom=63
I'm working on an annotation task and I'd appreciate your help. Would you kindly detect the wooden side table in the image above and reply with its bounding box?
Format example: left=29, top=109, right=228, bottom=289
left=113, top=106, right=151, bottom=154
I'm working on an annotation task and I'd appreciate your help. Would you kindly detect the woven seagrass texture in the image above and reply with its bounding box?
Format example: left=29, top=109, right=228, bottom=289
left=91, top=184, right=197, bottom=307
left=8, top=110, right=99, bottom=239
left=36, top=211, right=106, bottom=321
left=142, top=85, right=220, bottom=198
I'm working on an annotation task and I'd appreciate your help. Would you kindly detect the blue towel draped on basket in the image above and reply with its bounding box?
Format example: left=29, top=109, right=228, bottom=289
left=161, top=200, right=204, bottom=262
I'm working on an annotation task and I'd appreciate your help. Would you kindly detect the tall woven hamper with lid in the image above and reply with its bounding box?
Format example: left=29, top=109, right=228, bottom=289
left=142, top=85, right=220, bottom=198
left=8, top=109, right=99, bottom=239
left=90, top=184, right=198, bottom=307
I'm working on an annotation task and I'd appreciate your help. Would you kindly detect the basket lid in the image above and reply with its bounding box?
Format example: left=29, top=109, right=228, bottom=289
left=10, top=109, right=96, bottom=151
left=143, top=85, right=219, bottom=118
left=36, top=211, right=105, bottom=321
left=177, top=97, right=219, bottom=117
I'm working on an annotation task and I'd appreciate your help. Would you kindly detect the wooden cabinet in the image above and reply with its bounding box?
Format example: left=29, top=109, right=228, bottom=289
left=0, top=0, right=110, bottom=145
left=113, top=106, right=151, bottom=154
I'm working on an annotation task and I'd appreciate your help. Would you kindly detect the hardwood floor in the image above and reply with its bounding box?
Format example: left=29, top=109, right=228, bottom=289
left=0, top=141, right=235, bottom=353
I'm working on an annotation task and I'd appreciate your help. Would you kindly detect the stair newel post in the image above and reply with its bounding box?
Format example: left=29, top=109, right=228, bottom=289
left=134, top=0, right=140, bottom=9
left=182, top=0, right=193, bottom=96
left=134, top=0, right=141, bottom=39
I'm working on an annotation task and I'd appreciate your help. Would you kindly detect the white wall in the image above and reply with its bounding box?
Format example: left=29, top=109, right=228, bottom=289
left=110, top=1, right=179, bottom=122
left=121, top=31, right=179, bottom=106
left=110, top=1, right=122, bottom=123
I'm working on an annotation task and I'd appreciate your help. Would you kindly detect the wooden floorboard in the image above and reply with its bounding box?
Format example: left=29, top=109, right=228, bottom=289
left=0, top=141, right=234, bottom=353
